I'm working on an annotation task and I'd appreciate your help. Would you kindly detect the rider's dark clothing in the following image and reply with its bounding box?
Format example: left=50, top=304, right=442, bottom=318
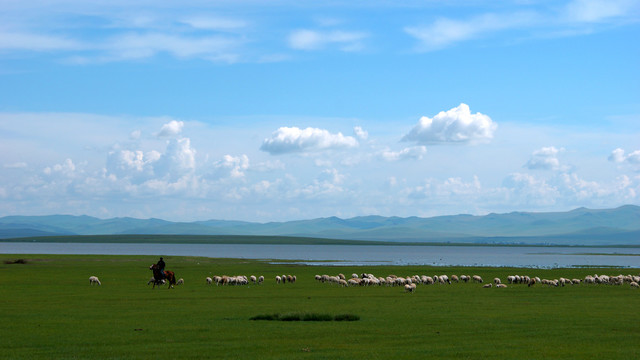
left=157, top=258, right=166, bottom=279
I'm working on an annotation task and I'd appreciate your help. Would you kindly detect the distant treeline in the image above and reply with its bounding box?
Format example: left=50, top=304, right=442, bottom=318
left=2, top=234, right=639, bottom=247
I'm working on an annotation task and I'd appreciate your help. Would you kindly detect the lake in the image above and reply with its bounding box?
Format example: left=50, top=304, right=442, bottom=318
left=1, top=242, right=638, bottom=268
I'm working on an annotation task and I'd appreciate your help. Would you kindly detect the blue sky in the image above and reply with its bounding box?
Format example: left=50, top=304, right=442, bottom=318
left=0, top=0, right=639, bottom=222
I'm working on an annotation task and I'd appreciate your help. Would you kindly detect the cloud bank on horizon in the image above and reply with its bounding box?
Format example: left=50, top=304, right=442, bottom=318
left=0, top=0, right=639, bottom=221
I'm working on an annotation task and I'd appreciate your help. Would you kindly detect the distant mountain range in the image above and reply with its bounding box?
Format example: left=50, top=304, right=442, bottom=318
left=1, top=205, right=639, bottom=245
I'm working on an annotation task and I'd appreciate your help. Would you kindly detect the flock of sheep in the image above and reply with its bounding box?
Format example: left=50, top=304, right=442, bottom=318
left=313, top=272, right=640, bottom=292
left=203, top=274, right=297, bottom=286
left=314, top=272, right=485, bottom=292
left=87, top=271, right=640, bottom=291
left=206, top=275, right=261, bottom=286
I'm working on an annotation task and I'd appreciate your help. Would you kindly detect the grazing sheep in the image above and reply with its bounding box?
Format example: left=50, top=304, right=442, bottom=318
left=250, top=275, right=257, bottom=284
left=460, top=275, right=470, bottom=283
left=630, top=282, right=639, bottom=289
left=473, top=275, right=483, bottom=283
left=258, top=276, right=264, bottom=284
left=404, top=283, right=416, bottom=293
left=276, top=275, right=281, bottom=284
left=89, top=276, right=101, bottom=285
left=176, top=278, right=184, bottom=285
left=351, top=273, right=359, bottom=279
left=507, top=275, right=515, bottom=284
left=206, top=277, right=213, bottom=285
left=483, top=283, right=492, bottom=288
left=451, top=275, right=459, bottom=283
left=493, top=278, right=501, bottom=285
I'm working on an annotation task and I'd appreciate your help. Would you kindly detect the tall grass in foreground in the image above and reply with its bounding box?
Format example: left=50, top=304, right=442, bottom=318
left=0, top=254, right=638, bottom=360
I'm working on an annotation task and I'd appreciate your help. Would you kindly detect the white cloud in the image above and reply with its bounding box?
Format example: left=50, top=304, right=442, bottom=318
left=43, top=158, right=76, bottom=177
left=4, top=162, right=28, bottom=169
left=106, top=149, right=161, bottom=181
left=213, top=154, right=250, bottom=179
left=0, top=31, right=83, bottom=52
left=404, top=176, right=482, bottom=202
left=105, top=33, right=240, bottom=61
left=354, top=126, right=368, bottom=140
left=405, top=2, right=639, bottom=52
left=609, top=148, right=640, bottom=165
left=501, top=172, right=560, bottom=206
left=155, top=137, right=197, bottom=179
left=317, top=168, right=345, bottom=185
left=404, top=12, right=536, bottom=51
left=565, top=0, right=637, bottom=22
left=260, top=126, right=359, bottom=155
left=288, top=29, right=368, bottom=51
left=402, top=103, right=497, bottom=144
left=157, top=120, right=184, bottom=137
left=180, top=17, right=248, bottom=31
left=379, top=146, right=427, bottom=162
left=525, top=146, right=564, bottom=170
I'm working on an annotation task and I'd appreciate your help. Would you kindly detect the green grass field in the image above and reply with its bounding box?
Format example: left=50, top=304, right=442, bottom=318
left=1, top=255, right=638, bottom=359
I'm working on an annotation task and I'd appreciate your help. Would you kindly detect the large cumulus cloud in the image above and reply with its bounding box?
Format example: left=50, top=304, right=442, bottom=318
left=609, top=148, right=640, bottom=165
left=402, top=103, right=497, bottom=144
left=525, top=146, right=564, bottom=170
left=260, top=126, right=358, bottom=155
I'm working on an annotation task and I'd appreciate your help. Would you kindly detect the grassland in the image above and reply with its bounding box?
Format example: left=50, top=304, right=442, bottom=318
left=1, top=254, right=638, bottom=359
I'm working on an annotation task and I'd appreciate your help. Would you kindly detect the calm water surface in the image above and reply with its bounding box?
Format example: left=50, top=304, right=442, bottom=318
left=1, top=242, right=638, bottom=268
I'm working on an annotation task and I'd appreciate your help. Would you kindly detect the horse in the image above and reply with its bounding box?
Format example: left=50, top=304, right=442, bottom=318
left=149, top=264, right=177, bottom=289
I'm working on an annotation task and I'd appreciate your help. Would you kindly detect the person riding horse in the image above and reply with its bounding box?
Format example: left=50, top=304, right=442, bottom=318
left=149, top=260, right=176, bottom=289
left=156, top=257, right=166, bottom=280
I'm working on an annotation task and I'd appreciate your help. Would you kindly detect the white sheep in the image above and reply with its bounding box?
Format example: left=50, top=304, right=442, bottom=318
left=483, top=283, right=492, bottom=288
left=630, top=282, right=639, bottom=288
left=250, top=275, right=257, bottom=284
left=258, top=276, right=264, bottom=284
left=473, top=275, right=483, bottom=283
left=89, top=276, right=101, bottom=285
left=496, top=284, right=507, bottom=288
left=493, top=277, right=501, bottom=285
left=404, top=283, right=416, bottom=293
left=276, top=275, right=281, bottom=284
left=176, top=278, right=184, bottom=285
left=206, top=277, right=213, bottom=285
